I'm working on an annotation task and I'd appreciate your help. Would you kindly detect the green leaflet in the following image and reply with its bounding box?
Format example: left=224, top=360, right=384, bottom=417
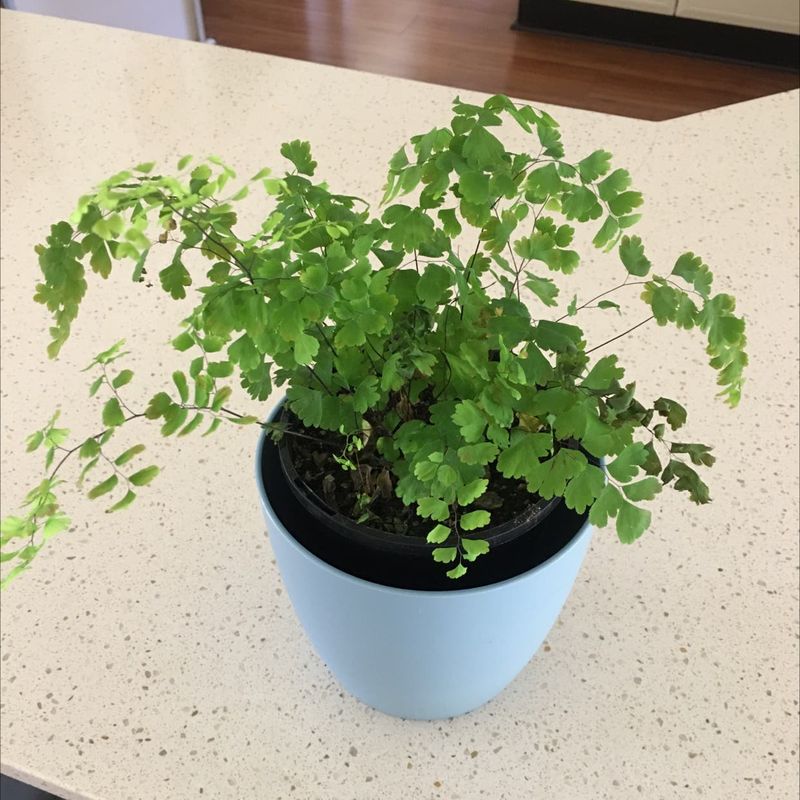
left=446, top=563, right=468, bottom=579
left=606, top=442, right=648, bottom=482
left=533, top=320, right=583, bottom=353
left=460, top=510, right=491, bottom=531
left=460, top=171, right=490, bottom=204
left=588, top=483, right=623, bottom=527
left=102, top=398, right=125, bottom=427
left=641, top=279, right=680, bottom=325
left=670, top=442, right=715, bottom=467
left=662, top=459, right=711, bottom=504
left=457, top=479, right=488, bottom=507
left=79, top=438, right=101, bottom=459
left=582, top=355, right=624, bottom=391
left=561, top=186, right=602, bottom=222
left=353, top=376, right=380, bottom=413
left=433, top=547, right=457, bottom=563
left=496, top=430, right=551, bottom=480
left=417, top=497, right=450, bottom=522
left=526, top=164, right=562, bottom=197
left=383, top=205, right=435, bottom=251
left=619, top=235, right=650, bottom=277
left=592, top=217, right=619, bottom=249
left=172, top=331, right=194, bottom=351
left=293, top=332, right=319, bottom=366
left=641, top=441, right=662, bottom=476
left=452, top=401, right=487, bottom=444
left=577, top=150, right=612, bottom=182
left=334, top=321, right=366, bottom=348
left=107, top=490, right=137, bottom=513
left=172, top=371, right=189, bottom=403
left=112, top=369, right=134, bottom=389
left=622, top=477, right=661, bottom=502
left=179, top=413, right=205, bottom=437
left=608, top=191, right=643, bottom=216
left=653, top=397, right=687, bottom=430
left=426, top=524, right=450, bottom=544
left=161, top=406, right=188, bottom=436
left=129, top=466, right=160, bottom=486
left=438, top=208, right=462, bottom=238
left=114, top=444, right=145, bottom=465
left=414, top=459, right=438, bottom=482
left=42, top=515, right=70, bottom=539
left=87, top=474, right=118, bottom=499
left=457, top=442, right=499, bottom=465
left=597, top=168, right=631, bottom=201
left=280, top=140, right=317, bottom=175
left=416, top=264, right=451, bottom=307
left=563, top=464, right=605, bottom=514
left=672, top=252, right=712, bottom=298
left=525, top=275, right=559, bottom=307
left=462, top=538, right=490, bottom=562
left=616, top=500, right=651, bottom=543
left=159, top=258, right=191, bottom=299
left=462, top=125, right=505, bottom=170
left=526, top=449, right=587, bottom=499
left=300, top=264, right=328, bottom=292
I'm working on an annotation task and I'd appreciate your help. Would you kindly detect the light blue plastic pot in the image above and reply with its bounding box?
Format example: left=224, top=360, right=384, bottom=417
left=256, top=427, right=593, bottom=720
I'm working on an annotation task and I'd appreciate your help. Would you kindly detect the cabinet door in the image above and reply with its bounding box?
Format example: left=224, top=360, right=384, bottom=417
left=571, top=0, right=678, bottom=14
left=5, top=0, right=204, bottom=40
left=676, top=0, right=800, bottom=33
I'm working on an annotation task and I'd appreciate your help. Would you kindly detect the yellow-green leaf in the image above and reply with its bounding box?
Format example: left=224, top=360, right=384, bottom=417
left=88, top=475, right=118, bottom=499
left=129, top=466, right=160, bottom=486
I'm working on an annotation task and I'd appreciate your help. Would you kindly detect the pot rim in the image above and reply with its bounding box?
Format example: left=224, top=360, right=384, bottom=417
left=256, top=404, right=594, bottom=597
left=275, top=406, right=561, bottom=553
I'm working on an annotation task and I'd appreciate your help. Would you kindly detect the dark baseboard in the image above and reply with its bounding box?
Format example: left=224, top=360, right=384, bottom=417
left=514, top=1, right=799, bottom=70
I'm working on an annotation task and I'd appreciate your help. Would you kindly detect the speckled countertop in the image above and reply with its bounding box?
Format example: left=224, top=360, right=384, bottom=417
left=1, top=10, right=798, bottom=800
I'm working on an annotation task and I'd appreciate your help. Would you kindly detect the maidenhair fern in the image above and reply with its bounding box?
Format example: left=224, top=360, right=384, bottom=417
left=1, top=95, right=747, bottom=586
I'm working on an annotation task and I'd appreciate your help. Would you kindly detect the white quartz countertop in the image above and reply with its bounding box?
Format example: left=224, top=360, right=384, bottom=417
left=1, top=10, right=798, bottom=800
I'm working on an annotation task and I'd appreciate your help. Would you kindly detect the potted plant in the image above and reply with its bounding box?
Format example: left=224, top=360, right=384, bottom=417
left=1, top=95, right=746, bottom=719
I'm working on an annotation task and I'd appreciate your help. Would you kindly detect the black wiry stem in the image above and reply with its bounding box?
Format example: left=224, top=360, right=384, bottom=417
left=586, top=315, right=655, bottom=354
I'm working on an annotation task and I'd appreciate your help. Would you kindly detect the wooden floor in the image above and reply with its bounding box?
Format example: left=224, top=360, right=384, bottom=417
left=201, top=0, right=798, bottom=120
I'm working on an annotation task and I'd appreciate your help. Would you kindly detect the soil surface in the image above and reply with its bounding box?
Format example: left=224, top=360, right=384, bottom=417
left=283, top=415, right=544, bottom=539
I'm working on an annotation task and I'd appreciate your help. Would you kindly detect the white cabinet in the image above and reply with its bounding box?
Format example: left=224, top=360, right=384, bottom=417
left=571, top=0, right=799, bottom=32
left=571, top=0, right=678, bottom=14
left=675, top=0, right=800, bottom=34
left=4, top=0, right=208, bottom=41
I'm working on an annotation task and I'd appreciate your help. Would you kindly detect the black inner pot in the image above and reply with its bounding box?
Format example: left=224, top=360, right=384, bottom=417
left=276, top=410, right=562, bottom=554
left=260, top=430, right=592, bottom=591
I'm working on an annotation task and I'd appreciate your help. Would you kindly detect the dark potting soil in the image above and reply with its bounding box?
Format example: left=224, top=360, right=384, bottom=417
left=284, top=422, right=544, bottom=539
left=260, top=428, right=592, bottom=591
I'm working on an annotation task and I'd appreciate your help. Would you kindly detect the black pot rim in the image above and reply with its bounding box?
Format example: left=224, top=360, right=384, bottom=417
left=276, top=406, right=562, bottom=557
left=258, top=413, right=595, bottom=591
